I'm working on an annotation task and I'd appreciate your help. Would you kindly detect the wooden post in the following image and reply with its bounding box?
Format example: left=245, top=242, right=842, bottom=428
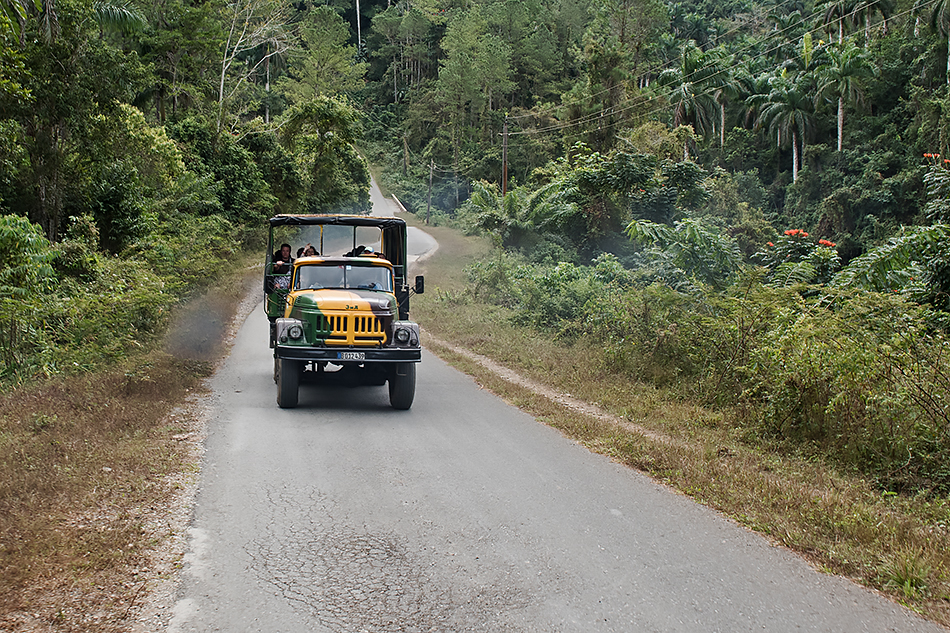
left=427, top=159, right=433, bottom=225
left=502, top=116, right=508, bottom=198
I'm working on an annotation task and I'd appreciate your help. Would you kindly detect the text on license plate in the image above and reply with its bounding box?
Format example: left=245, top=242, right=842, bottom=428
left=338, top=351, right=365, bottom=360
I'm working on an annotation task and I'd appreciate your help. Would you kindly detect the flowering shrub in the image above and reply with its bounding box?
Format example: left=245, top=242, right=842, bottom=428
left=756, top=228, right=840, bottom=286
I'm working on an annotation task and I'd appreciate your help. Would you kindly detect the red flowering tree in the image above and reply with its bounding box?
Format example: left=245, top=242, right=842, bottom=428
left=756, top=228, right=840, bottom=285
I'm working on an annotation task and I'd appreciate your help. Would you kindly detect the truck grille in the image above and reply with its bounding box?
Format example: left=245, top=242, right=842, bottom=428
left=315, top=314, right=386, bottom=345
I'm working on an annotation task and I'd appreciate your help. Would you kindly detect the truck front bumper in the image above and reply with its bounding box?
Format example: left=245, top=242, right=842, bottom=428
left=274, top=346, right=422, bottom=363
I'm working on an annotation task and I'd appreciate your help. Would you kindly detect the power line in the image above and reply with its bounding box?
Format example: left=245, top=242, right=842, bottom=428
left=365, top=0, right=839, bottom=149
left=365, top=0, right=934, bottom=185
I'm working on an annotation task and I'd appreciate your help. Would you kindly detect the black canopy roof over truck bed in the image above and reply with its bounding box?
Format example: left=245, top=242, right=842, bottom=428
left=267, top=214, right=409, bottom=287
left=268, top=214, right=406, bottom=229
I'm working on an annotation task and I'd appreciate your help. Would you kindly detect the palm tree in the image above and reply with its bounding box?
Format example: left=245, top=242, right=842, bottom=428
left=0, top=0, right=31, bottom=38
left=739, top=68, right=773, bottom=129
left=658, top=42, right=719, bottom=156
left=815, top=40, right=875, bottom=152
left=92, top=0, right=145, bottom=38
left=933, top=0, right=950, bottom=84
left=757, top=74, right=814, bottom=181
left=817, top=0, right=855, bottom=43
left=707, top=48, right=739, bottom=148
left=851, top=0, right=894, bottom=42
left=767, top=10, right=805, bottom=63
left=1, top=0, right=51, bottom=42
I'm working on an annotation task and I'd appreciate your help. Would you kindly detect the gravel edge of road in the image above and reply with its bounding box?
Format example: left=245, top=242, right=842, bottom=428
left=129, top=268, right=265, bottom=633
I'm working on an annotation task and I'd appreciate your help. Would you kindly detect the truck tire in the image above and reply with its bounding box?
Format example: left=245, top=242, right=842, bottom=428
left=277, top=358, right=300, bottom=409
left=388, top=362, right=415, bottom=410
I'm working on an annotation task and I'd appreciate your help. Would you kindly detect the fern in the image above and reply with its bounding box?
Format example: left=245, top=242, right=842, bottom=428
left=832, top=224, right=950, bottom=292
left=626, top=218, right=743, bottom=289
left=772, top=261, right=816, bottom=287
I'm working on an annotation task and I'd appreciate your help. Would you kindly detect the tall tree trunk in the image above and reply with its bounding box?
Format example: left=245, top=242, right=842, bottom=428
left=776, top=130, right=781, bottom=179
left=837, top=96, right=844, bottom=152
left=720, top=102, right=725, bottom=148
left=792, top=130, right=799, bottom=182
left=264, top=50, right=270, bottom=124
left=30, top=124, right=65, bottom=241
left=171, top=55, right=179, bottom=117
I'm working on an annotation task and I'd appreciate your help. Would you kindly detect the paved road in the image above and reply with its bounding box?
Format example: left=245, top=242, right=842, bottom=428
left=369, top=176, right=437, bottom=263
left=167, top=191, right=943, bottom=632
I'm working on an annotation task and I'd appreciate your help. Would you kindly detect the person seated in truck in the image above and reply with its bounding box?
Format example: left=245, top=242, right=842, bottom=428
left=345, top=264, right=392, bottom=291
left=297, top=264, right=344, bottom=290
left=303, top=244, right=318, bottom=257
left=272, top=243, right=294, bottom=274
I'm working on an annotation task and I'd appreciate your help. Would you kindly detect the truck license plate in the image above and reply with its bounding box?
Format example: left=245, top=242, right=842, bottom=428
left=338, top=351, right=365, bottom=360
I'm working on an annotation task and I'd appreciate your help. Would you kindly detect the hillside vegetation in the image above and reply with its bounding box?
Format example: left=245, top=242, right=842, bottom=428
left=358, top=0, right=950, bottom=496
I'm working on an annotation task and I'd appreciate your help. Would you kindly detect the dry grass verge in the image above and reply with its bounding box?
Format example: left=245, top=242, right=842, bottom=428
left=0, top=357, right=210, bottom=631
left=0, top=257, right=260, bottom=632
left=407, top=214, right=950, bottom=627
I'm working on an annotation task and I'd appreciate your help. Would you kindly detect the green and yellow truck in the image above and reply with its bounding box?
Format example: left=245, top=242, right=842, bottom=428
left=264, top=215, right=424, bottom=410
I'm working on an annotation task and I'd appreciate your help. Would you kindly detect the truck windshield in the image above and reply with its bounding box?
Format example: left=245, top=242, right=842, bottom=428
left=296, top=264, right=393, bottom=292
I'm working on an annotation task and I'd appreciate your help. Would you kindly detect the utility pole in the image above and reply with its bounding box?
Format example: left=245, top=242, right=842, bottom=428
left=264, top=43, right=270, bottom=124
left=355, top=0, right=361, bottom=49
left=502, top=115, right=508, bottom=197
left=427, top=159, right=433, bottom=225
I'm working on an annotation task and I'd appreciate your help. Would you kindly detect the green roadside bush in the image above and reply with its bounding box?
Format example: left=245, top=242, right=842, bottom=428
left=37, top=257, right=170, bottom=373
left=0, top=210, right=242, bottom=384
left=739, top=289, right=950, bottom=492
left=125, top=212, right=240, bottom=296
left=467, top=249, right=950, bottom=493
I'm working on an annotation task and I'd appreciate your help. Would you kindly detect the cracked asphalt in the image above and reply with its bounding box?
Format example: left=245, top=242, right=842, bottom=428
left=244, top=487, right=530, bottom=632
left=167, top=304, right=944, bottom=632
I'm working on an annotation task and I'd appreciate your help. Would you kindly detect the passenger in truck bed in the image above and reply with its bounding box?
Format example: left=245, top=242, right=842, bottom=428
left=272, top=243, right=293, bottom=274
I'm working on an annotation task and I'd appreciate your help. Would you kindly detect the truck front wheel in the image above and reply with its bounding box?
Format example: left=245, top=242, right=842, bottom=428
left=388, top=362, right=416, bottom=410
left=277, top=358, right=300, bottom=408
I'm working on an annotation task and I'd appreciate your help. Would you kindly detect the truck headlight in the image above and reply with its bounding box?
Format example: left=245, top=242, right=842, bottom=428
left=394, top=327, right=410, bottom=344
left=276, top=318, right=305, bottom=344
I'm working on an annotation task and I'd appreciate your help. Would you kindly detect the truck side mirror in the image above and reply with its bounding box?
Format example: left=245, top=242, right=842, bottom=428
left=414, top=275, right=425, bottom=294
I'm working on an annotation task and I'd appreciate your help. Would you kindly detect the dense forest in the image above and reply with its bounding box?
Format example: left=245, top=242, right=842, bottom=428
left=4, top=0, right=950, bottom=490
